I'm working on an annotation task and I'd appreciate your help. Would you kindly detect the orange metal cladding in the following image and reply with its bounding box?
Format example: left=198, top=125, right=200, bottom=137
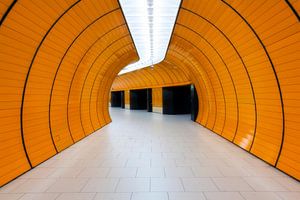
left=0, top=0, right=138, bottom=186
left=0, top=0, right=299, bottom=187
left=112, top=0, right=300, bottom=180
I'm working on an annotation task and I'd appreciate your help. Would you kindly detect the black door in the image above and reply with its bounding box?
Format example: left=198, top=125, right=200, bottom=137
left=190, top=85, right=199, bottom=121
left=147, top=88, right=152, bottom=112
left=111, top=91, right=121, bottom=107
left=120, top=91, right=125, bottom=108
left=163, top=85, right=191, bottom=114
left=130, top=89, right=147, bottom=110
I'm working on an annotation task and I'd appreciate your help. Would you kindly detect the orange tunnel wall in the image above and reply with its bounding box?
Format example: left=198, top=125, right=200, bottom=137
left=0, top=0, right=300, bottom=187
left=112, top=0, right=300, bottom=180
left=0, top=0, right=138, bottom=186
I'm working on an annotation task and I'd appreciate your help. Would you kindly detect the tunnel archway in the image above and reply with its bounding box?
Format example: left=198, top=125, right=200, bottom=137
left=0, top=0, right=299, bottom=187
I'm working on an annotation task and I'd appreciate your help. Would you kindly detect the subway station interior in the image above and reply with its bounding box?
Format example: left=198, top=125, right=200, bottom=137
left=0, top=0, right=300, bottom=199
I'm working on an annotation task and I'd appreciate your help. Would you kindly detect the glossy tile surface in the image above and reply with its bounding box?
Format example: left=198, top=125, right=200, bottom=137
left=0, top=108, right=299, bottom=199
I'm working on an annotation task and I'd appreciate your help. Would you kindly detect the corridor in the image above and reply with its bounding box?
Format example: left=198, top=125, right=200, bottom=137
left=0, top=108, right=299, bottom=200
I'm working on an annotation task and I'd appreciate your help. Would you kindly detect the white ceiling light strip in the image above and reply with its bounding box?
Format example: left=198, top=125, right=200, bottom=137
left=118, top=0, right=181, bottom=75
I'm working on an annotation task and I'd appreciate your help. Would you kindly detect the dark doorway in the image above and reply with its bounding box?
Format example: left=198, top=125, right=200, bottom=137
left=191, top=85, right=199, bottom=121
left=111, top=91, right=122, bottom=107
left=120, top=91, right=125, bottom=108
left=163, top=85, right=191, bottom=115
left=130, top=89, right=147, bottom=110
left=147, top=88, right=152, bottom=112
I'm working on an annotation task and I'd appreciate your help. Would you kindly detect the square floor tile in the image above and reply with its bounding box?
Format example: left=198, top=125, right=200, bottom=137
left=151, top=178, right=184, bottom=192
left=212, top=177, right=253, bottom=191
left=82, top=178, right=118, bottom=192
left=46, top=178, right=88, bottom=192
left=182, top=178, right=218, bottom=191
left=131, top=192, right=168, bottom=200
left=137, top=167, right=165, bottom=177
left=116, top=178, right=150, bottom=192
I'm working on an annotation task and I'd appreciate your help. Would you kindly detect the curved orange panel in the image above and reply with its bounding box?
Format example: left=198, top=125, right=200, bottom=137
left=0, top=0, right=138, bottom=186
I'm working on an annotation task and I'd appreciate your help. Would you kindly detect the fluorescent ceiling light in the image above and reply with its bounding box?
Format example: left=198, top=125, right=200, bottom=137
left=118, top=0, right=181, bottom=75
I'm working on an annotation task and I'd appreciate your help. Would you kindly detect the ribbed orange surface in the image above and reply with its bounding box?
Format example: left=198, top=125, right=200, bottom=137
left=0, top=0, right=299, bottom=186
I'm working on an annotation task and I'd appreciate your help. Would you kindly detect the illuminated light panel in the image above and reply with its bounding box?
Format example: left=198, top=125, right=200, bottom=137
left=118, top=0, right=181, bottom=75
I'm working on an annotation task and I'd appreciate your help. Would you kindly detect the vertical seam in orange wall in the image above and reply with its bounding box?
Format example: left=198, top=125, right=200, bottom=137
left=220, top=0, right=285, bottom=166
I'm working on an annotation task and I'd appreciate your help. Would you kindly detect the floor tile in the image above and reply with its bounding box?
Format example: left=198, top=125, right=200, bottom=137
left=151, top=178, right=184, bottom=192
left=192, top=167, right=223, bottom=177
left=182, top=178, right=218, bottom=191
left=137, top=167, right=165, bottom=177
left=77, top=168, right=110, bottom=178
left=19, top=193, right=60, bottom=200
left=131, top=192, right=168, bottom=200
left=56, top=193, right=95, bottom=200
left=93, top=193, right=131, bottom=200
left=101, top=159, right=127, bottom=168
left=116, top=178, right=150, bottom=192
left=46, top=178, right=88, bottom=192
left=0, top=194, right=24, bottom=200
left=212, top=177, right=253, bottom=191
left=165, top=167, right=194, bottom=178
left=107, top=168, right=137, bottom=178
left=169, top=192, right=206, bottom=200
left=240, top=192, right=282, bottom=200
left=276, top=192, right=300, bottom=200
left=12, top=179, right=57, bottom=193
left=126, top=159, right=150, bottom=167
left=81, top=178, right=118, bottom=192
left=204, top=192, right=245, bottom=200
left=244, top=177, right=288, bottom=191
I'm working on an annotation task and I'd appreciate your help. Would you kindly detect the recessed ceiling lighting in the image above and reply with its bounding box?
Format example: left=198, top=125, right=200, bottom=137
left=118, top=0, right=181, bottom=75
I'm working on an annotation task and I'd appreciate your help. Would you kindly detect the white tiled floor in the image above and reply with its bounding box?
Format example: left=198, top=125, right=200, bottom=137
left=0, top=108, right=300, bottom=200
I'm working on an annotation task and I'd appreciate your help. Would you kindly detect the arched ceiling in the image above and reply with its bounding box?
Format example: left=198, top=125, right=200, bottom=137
left=0, top=0, right=299, bottom=186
